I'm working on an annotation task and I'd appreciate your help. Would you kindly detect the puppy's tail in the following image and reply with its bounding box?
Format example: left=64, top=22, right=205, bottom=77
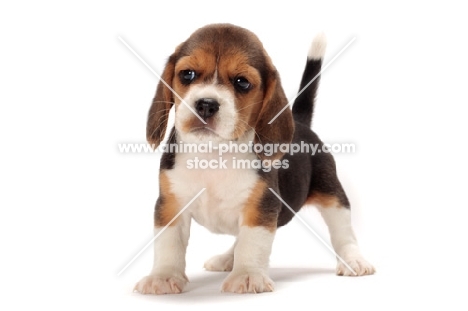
left=292, top=33, right=326, bottom=127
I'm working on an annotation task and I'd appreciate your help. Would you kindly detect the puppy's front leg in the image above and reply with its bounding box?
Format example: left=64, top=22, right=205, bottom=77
left=222, top=183, right=278, bottom=294
left=134, top=173, right=191, bottom=295
left=222, top=225, right=276, bottom=294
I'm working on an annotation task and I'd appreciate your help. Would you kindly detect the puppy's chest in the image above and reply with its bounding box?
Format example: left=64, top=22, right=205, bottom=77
left=166, top=151, right=260, bottom=235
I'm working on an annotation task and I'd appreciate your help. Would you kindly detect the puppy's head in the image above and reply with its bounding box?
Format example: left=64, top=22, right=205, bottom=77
left=147, top=24, right=294, bottom=160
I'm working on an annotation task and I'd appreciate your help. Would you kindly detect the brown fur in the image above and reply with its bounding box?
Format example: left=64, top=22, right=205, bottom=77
left=171, top=50, right=263, bottom=135
left=136, top=25, right=375, bottom=295
left=146, top=24, right=297, bottom=231
left=241, top=180, right=276, bottom=231
left=253, top=67, right=294, bottom=161
left=306, top=192, right=341, bottom=208
left=146, top=52, right=178, bottom=148
left=154, top=172, right=180, bottom=227
left=146, top=24, right=294, bottom=161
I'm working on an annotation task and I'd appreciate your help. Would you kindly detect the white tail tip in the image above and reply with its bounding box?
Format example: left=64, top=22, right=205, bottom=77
left=308, top=32, right=327, bottom=60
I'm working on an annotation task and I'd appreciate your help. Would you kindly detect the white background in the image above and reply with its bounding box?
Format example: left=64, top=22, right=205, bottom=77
left=1, top=0, right=467, bottom=309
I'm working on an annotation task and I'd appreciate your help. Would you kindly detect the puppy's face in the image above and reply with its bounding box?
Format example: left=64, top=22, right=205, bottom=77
left=147, top=24, right=294, bottom=159
left=172, top=25, right=269, bottom=143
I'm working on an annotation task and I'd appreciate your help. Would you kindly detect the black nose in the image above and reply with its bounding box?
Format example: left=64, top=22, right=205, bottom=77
left=195, top=98, right=220, bottom=119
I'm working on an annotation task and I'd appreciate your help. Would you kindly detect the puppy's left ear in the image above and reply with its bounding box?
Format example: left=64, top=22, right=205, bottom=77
left=254, top=63, right=294, bottom=161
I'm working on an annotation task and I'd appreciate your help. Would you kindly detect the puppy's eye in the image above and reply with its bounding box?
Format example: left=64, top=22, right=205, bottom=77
left=233, top=77, right=251, bottom=92
left=180, top=70, right=196, bottom=84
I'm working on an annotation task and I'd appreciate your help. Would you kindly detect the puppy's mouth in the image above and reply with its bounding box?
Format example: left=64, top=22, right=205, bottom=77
left=190, top=126, right=218, bottom=135
left=189, top=126, right=234, bottom=141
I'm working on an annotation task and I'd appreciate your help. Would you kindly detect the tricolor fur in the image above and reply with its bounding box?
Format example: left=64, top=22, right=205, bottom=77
left=135, top=24, right=374, bottom=295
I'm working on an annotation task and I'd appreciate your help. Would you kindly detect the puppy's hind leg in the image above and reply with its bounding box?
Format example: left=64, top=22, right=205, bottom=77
left=308, top=155, right=375, bottom=276
left=314, top=196, right=375, bottom=276
left=204, top=241, right=236, bottom=272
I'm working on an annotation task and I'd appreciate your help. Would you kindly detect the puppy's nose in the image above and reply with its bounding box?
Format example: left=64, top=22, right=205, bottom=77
left=195, top=98, right=220, bottom=119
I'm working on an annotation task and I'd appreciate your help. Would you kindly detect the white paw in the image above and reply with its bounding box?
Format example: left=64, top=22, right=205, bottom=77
left=221, top=271, right=274, bottom=294
left=204, top=254, right=234, bottom=272
left=134, top=274, right=188, bottom=295
left=337, top=256, right=375, bottom=276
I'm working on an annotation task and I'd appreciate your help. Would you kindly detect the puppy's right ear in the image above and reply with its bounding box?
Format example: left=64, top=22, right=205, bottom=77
left=146, top=52, right=178, bottom=148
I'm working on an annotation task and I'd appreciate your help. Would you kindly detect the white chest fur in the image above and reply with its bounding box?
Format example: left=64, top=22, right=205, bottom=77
left=165, top=149, right=259, bottom=236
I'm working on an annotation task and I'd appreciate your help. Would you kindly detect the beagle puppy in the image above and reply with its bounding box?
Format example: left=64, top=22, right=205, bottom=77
left=135, top=24, right=375, bottom=294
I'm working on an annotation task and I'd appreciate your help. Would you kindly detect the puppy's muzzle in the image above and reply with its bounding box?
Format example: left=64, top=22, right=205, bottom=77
left=195, top=98, right=220, bottom=120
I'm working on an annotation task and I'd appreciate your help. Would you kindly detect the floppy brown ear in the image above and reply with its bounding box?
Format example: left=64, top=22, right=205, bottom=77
left=146, top=53, right=178, bottom=148
left=254, top=68, right=295, bottom=161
